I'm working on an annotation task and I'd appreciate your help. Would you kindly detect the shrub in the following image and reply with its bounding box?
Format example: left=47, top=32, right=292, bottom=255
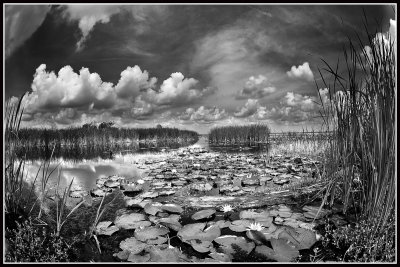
left=321, top=214, right=395, bottom=262
left=5, top=219, right=75, bottom=262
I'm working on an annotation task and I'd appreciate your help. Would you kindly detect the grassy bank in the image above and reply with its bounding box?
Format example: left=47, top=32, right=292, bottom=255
left=209, top=124, right=270, bottom=145
left=10, top=123, right=199, bottom=160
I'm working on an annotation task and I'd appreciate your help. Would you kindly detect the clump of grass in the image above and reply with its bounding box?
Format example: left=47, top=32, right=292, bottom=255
left=209, top=124, right=270, bottom=145
left=5, top=219, right=75, bottom=262
left=320, top=213, right=395, bottom=262
left=317, top=17, right=395, bottom=237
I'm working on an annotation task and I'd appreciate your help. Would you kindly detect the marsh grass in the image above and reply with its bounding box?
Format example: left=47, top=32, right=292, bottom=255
left=317, top=19, right=396, bottom=236
left=209, top=124, right=270, bottom=145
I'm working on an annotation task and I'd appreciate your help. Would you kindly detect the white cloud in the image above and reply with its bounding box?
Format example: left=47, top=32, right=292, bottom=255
left=234, top=99, right=259, bottom=118
left=236, top=75, right=276, bottom=99
left=283, top=92, right=315, bottom=111
left=363, top=19, right=396, bottom=64
left=287, top=62, right=314, bottom=81
left=26, top=64, right=117, bottom=113
left=144, top=72, right=216, bottom=106
left=115, top=66, right=157, bottom=99
left=179, top=106, right=227, bottom=122
left=20, top=64, right=216, bottom=127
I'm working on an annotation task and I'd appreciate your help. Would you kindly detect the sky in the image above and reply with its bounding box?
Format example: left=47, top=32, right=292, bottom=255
left=4, top=4, right=396, bottom=134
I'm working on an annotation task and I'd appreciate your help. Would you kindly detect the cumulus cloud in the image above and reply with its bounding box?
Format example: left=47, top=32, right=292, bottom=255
left=19, top=64, right=215, bottom=128
left=129, top=96, right=154, bottom=118
left=236, top=75, right=276, bottom=99
left=234, top=99, right=259, bottom=118
left=115, top=66, right=157, bottom=99
left=283, top=92, right=316, bottom=111
left=179, top=106, right=227, bottom=123
left=287, top=62, right=314, bottom=81
left=5, top=5, right=50, bottom=58
left=144, top=72, right=216, bottom=106
left=25, top=64, right=117, bottom=114
left=363, top=18, right=396, bottom=64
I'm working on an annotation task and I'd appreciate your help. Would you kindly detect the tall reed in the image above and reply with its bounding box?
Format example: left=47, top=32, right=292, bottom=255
left=209, top=124, right=270, bottom=145
left=317, top=20, right=395, bottom=234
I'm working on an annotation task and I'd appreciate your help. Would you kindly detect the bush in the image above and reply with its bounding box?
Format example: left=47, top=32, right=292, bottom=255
left=5, top=219, right=75, bottom=262
left=321, top=213, right=395, bottom=262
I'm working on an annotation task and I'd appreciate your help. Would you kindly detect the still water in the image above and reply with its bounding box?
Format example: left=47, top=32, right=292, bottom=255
left=22, top=136, right=269, bottom=192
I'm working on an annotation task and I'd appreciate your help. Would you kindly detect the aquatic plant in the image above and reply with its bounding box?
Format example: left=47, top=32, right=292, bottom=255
left=220, top=204, right=234, bottom=213
left=209, top=124, right=270, bottom=145
left=246, top=222, right=265, bottom=231
left=317, top=16, right=396, bottom=235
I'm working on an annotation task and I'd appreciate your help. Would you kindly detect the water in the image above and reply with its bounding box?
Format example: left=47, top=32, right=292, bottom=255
left=21, top=135, right=270, bottom=197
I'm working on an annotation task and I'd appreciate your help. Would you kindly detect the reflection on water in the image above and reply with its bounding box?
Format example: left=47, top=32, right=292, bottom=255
left=24, top=155, right=142, bottom=193
left=17, top=141, right=196, bottom=161
left=21, top=136, right=269, bottom=194
left=208, top=144, right=270, bottom=154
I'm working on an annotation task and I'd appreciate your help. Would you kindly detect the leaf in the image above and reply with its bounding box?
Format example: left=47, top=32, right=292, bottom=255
left=191, top=209, right=216, bottom=220
left=177, top=223, right=220, bottom=242
left=255, top=238, right=299, bottom=262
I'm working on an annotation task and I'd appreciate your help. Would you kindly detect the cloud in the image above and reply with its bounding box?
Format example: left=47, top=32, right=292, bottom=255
left=363, top=18, right=396, bottom=64
left=5, top=5, right=50, bottom=58
left=25, top=64, right=117, bottom=114
left=62, top=5, right=169, bottom=51
left=129, top=96, right=154, bottom=119
left=115, top=66, right=157, bottom=99
left=234, top=99, right=259, bottom=118
left=287, top=62, right=314, bottom=81
left=283, top=92, right=316, bottom=111
left=179, top=106, right=227, bottom=123
left=236, top=75, right=276, bottom=99
left=144, top=72, right=216, bottom=106
left=62, top=5, right=121, bottom=51
left=20, top=64, right=216, bottom=128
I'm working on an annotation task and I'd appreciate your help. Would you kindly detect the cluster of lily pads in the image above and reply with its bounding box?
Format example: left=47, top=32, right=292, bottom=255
left=90, top=197, right=338, bottom=262
left=66, top=146, right=349, bottom=262
left=78, top=146, right=322, bottom=201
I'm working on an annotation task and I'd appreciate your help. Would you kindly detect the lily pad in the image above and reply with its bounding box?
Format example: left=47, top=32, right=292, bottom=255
left=104, top=179, right=120, bottom=188
left=127, top=253, right=150, bottom=262
left=119, top=237, right=147, bottom=255
left=134, top=225, right=170, bottom=243
left=158, top=217, right=182, bottom=232
left=114, top=212, right=148, bottom=230
left=239, top=210, right=270, bottom=220
left=190, top=240, right=214, bottom=253
left=177, top=223, right=221, bottom=242
left=147, top=246, right=185, bottom=262
left=144, top=203, right=162, bottom=216
left=209, top=252, right=232, bottom=262
left=214, top=235, right=255, bottom=256
left=141, top=191, right=159, bottom=199
left=161, top=204, right=183, bottom=214
left=95, top=221, right=119, bottom=236
left=255, top=238, right=299, bottom=262
left=191, top=209, right=216, bottom=220
left=228, top=220, right=252, bottom=232
left=113, top=250, right=130, bottom=261
left=278, top=227, right=317, bottom=250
